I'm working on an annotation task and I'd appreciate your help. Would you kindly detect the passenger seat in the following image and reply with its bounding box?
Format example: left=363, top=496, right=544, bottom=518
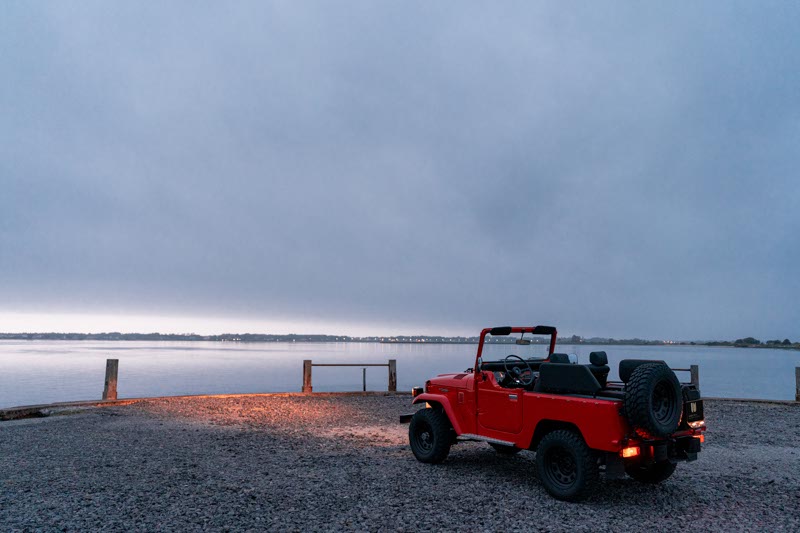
left=587, top=351, right=610, bottom=388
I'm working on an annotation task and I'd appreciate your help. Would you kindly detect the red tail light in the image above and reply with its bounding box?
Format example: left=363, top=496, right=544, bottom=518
left=620, top=446, right=640, bottom=458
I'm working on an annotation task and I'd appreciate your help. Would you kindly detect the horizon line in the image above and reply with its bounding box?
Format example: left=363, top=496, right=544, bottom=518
left=1, top=331, right=788, bottom=344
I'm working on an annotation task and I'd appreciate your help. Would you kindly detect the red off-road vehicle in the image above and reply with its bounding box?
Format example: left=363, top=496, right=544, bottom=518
left=401, top=326, right=706, bottom=501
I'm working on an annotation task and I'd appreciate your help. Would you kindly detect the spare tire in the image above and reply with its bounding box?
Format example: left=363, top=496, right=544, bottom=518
left=624, top=363, right=682, bottom=438
left=619, top=359, right=667, bottom=383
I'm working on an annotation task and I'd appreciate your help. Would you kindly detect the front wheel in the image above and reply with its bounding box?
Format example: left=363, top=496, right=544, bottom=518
left=625, top=461, right=676, bottom=484
left=408, top=408, right=452, bottom=464
left=536, top=430, right=599, bottom=501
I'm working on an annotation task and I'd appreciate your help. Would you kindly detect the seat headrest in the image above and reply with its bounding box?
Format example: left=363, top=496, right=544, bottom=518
left=589, top=351, right=608, bottom=366
left=549, top=353, right=570, bottom=364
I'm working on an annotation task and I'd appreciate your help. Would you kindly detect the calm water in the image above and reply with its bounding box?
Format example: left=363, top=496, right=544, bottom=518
left=1, top=340, right=798, bottom=408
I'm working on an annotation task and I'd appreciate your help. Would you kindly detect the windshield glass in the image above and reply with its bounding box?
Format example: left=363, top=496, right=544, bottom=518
left=480, top=333, right=551, bottom=361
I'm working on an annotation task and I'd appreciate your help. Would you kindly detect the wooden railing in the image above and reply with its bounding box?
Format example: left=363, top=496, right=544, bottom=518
left=302, top=359, right=397, bottom=393
left=671, top=364, right=700, bottom=387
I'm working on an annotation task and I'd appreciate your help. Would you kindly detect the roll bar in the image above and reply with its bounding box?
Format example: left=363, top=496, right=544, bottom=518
left=474, top=326, right=558, bottom=373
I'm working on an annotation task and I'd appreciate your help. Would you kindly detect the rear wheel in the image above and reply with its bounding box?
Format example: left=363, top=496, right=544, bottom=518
left=489, top=443, right=521, bottom=455
left=536, top=430, right=598, bottom=501
left=408, top=408, right=452, bottom=464
left=626, top=461, right=676, bottom=484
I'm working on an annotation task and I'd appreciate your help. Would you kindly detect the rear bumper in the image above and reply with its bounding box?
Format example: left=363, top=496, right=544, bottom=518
left=399, top=413, right=413, bottom=424
left=670, top=434, right=703, bottom=461
left=606, top=433, right=703, bottom=478
left=636, top=434, right=703, bottom=464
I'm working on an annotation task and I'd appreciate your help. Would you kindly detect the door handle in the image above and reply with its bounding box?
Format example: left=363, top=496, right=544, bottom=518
left=509, top=394, right=518, bottom=401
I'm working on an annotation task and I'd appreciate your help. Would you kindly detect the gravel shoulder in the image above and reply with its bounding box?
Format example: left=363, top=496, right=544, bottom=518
left=1, top=397, right=799, bottom=532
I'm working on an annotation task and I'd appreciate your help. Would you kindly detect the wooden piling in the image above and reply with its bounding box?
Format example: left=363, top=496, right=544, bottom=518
left=362, top=368, right=366, bottom=392
left=795, top=367, right=799, bottom=402
left=302, top=360, right=313, bottom=393
left=102, top=359, right=119, bottom=400
left=690, top=364, right=699, bottom=388
left=388, top=359, right=397, bottom=392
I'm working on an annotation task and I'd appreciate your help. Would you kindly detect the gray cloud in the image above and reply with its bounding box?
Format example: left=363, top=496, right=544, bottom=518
left=1, top=2, right=799, bottom=339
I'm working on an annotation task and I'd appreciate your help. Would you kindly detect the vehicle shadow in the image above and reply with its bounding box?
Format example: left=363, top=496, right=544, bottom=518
left=434, top=444, right=702, bottom=507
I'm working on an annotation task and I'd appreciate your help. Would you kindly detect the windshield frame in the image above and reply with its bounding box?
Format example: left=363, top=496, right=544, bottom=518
left=474, top=326, right=557, bottom=372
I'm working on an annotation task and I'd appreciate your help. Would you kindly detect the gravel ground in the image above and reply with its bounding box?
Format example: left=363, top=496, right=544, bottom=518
left=1, top=396, right=799, bottom=532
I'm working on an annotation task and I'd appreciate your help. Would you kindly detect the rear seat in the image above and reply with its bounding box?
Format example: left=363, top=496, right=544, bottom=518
left=534, top=363, right=601, bottom=395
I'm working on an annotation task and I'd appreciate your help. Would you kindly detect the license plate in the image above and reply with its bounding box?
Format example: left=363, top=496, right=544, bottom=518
left=685, top=399, right=704, bottom=421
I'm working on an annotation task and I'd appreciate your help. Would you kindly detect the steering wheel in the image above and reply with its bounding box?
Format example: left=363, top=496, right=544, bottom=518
left=503, top=355, right=534, bottom=386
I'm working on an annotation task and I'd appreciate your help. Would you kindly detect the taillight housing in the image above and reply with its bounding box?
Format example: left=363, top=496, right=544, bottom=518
left=620, top=446, right=640, bottom=458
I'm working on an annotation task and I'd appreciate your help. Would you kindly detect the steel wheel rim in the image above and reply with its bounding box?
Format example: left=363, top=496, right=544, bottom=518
left=544, top=447, right=577, bottom=489
left=413, top=421, right=434, bottom=453
left=652, top=381, right=678, bottom=424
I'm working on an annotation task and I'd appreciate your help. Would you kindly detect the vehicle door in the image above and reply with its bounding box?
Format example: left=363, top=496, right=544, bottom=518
left=476, top=371, right=524, bottom=434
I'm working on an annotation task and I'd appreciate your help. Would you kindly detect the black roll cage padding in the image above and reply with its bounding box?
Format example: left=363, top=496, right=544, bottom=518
left=487, top=325, right=556, bottom=337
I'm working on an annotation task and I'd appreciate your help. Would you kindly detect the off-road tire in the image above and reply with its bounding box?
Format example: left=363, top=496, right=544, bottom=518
left=624, top=363, right=682, bottom=439
left=489, top=443, right=521, bottom=455
left=536, top=430, right=599, bottom=502
left=626, top=461, right=677, bottom=484
left=408, top=408, right=452, bottom=464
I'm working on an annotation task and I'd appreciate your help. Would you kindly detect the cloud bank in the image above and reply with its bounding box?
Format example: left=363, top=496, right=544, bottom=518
left=1, top=2, right=798, bottom=338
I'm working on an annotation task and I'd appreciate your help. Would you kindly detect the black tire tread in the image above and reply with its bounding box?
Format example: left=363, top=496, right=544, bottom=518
left=624, top=363, right=681, bottom=439
left=535, top=429, right=599, bottom=502
left=408, top=408, right=452, bottom=464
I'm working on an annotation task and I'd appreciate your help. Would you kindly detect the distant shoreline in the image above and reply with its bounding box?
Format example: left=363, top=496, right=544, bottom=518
left=0, top=333, right=797, bottom=351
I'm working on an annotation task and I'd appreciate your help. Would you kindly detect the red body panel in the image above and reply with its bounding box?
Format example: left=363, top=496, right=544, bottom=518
left=412, top=371, right=477, bottom=435
left=412, top=392, right=469, bottom=434
left=419, top=370, right=629, bottom=452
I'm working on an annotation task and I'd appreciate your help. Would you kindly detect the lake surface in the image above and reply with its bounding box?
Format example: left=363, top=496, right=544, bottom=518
left=1, top=340, right=798, bottom=408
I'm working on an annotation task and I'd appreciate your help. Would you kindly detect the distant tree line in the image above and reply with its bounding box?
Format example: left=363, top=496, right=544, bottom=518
left=0, top=332, right=796, bottom=349
left=705, top=337, right=795, bottom=348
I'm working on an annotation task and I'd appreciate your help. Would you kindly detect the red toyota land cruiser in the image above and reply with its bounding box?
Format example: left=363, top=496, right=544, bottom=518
left=402, top=326, right=706, bottom=501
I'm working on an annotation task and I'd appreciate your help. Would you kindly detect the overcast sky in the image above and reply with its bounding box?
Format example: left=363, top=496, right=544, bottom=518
left=1, top=2, right=798, bottom=339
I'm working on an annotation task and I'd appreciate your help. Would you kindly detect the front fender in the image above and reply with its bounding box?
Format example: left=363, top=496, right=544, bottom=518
left=411, top=393, right=462, bottom=434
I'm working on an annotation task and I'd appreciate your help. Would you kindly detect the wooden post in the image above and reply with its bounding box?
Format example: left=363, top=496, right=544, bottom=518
left=362, top=368, right=366, bottom=392
left=388, top=359, right=397, bottom=392
left=795, top=367, right=799, bottom=402
left=102, top=359, right=118, bottom=400
left=690, top=364, right=699, bottom=388
left=302, top=360, right=312, bottom=393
